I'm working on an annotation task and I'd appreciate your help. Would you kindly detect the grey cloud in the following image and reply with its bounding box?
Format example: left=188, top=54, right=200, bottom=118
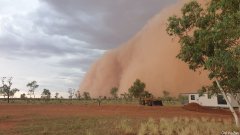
left=0, top=35, right=22, bottom=52
left=58, top=50, right=101, bottom=71
left=59, top=58, right=93, bottom=71
left=59, top=72, right=84, bottom=78
left=37, top=0, right=177, bottom=49
left=0, top=16, right=91, bottom=59
left=0, top=0, right=177, bottom=59
left=0, top=0, right=176, bottom=63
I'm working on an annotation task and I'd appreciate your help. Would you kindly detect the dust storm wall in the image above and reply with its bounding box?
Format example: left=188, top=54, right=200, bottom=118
left=79, top=0, right=210, bottom=97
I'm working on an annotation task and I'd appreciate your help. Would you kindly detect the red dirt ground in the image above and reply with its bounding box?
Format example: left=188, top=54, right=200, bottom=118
left=0, top=104, right=233, bottom=130
left=183, top=103, right=232, bottom=115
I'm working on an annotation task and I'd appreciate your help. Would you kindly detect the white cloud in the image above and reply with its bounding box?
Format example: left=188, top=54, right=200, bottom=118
left=0, top=0, right=39, bottom=16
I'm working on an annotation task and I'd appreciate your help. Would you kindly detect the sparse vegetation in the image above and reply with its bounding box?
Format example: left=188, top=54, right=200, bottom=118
left=26, top=81, right=39, bottom=99
left=20, top=93, right=27, bottom=100
left=0, top=92, right=238, bottom=135
left=41, top=89, right=51, bottom=102
left=160, top=90, right=176, bottom=104
left=178, top=95, right=188, bottom=105
left=75, top=90, right=81, bottom=100
left=68, top=88, right=75, bottom=100
left=83, top=91, right=91, bottom=100
left=1, top=77, right=20, bottom=103
left=140, top=91, right=153, bottom=98
left=54, top=92, right=59, bottom=99
left=120, top=92, right=132, bottom=101
left=1, top=115, right=237, bottom=135
left=110, top=87, right=119, bottom=99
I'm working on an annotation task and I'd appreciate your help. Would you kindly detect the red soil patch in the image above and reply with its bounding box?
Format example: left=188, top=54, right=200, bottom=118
left=0, top=104, right=233, bottom=131
left=182, top=103, right=232, bottom=115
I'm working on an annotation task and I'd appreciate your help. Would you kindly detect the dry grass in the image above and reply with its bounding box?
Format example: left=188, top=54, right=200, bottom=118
left=137, top=117, right=237, bottom=135
left=1, top=116, right=238, bottom=135
left=0, top=103, right=237, bottom=135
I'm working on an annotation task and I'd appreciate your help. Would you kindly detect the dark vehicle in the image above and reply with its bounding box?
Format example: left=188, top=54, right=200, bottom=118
left=139, top=98, right=163, bottom=106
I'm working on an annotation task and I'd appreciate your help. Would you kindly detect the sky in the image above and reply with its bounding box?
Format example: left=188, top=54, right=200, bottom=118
left=0, top=0, right=177, bottom=98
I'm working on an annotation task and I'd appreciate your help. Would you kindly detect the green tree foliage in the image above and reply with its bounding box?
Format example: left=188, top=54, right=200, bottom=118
left=26, top=81, right=39, bottom=98
left=0, top=86, right=5, bottom=98
left=1, top=77, right=12, bottom=102
left=167, top=0, right=240, bottom=126
left=110, top=87, right=119, bottom=99
left=1, top=77, right=19, bottom=103
left=167, top=0, right=240, bottom=94
left=20, top=93, right=27, bottom=99
left=178, top=95, right=188, bottom=105
left=128, top=79, right=146, bottom=98
left=55, top=92, right=59, bottom=99
left=0, top=86, right=3, bottom=96
left=41, top=89, right=51, bottom=99
left=83, top=91, right=91, bottom=100
left=10, top=88, right=20, bottom=98
left=68, top=88, right=75, bottom=100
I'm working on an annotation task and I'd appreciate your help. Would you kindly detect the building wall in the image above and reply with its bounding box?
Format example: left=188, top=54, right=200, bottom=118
left=188, top=93, right=238, bottom=108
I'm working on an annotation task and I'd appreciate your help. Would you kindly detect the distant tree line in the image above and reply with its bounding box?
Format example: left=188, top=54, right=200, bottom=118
left=107, top=79, right=186, bottom=105
left=0, top=77, right=184, bottom=105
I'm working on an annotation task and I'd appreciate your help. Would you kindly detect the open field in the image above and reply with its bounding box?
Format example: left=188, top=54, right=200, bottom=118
left=0, top=103, right=238, bottom=135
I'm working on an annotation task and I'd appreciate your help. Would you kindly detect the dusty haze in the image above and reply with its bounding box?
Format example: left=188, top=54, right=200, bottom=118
left=79, top=0, right=210, bottom=97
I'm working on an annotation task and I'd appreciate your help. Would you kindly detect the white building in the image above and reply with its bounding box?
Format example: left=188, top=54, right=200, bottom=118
left=184, top=93, right=238, bottom=108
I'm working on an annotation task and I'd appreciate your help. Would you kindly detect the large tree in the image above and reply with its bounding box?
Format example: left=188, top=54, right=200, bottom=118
left=1, top=77, right=19, bottom=103
left=167, top=0, right=240, bottom=126
left=26, top=81, right=39, bottom=98
left=128, top=79, right=146, bottom=98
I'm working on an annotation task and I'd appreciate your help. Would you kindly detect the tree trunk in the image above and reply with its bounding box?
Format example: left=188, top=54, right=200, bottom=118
left=215, top=79, right=239, bottom=127
left=232, top=94, right=240, bottom=114
left=236, top=93, right=240, bottom=113
left=7, top=91, right=9, bottom=103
